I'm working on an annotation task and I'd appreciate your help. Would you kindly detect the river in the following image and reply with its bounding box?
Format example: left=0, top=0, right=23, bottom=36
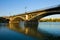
left=0, top=22, right=60, bottom=40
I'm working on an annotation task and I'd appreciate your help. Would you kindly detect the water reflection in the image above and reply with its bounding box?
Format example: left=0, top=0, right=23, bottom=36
left=0, top=23, right=40, bottom=40
left=8, top=23, right=43, bottom=39
left=0, top=22, right=60, bottom=40
left=8, top=22, right=60, bottom=40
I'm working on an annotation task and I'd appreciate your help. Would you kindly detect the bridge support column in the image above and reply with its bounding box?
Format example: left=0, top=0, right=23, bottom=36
left=24, top=20, right=38, bottom=31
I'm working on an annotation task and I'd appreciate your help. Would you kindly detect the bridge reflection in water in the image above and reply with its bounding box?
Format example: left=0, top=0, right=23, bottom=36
left=7, top=21, right=44, bottom=40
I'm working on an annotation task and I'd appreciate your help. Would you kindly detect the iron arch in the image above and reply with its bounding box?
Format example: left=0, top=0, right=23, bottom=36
left=12, top=16, right=24, bottom=21
left=30, top=12, right=60, bottom=21
left=38, top=12, right=60, bottom=20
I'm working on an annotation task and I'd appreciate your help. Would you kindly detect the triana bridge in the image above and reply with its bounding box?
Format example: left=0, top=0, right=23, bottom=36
left=2, top=5, right=60, bottom=30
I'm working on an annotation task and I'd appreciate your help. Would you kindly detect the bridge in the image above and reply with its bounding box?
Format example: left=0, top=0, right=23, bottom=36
left=2, top=5, right=60, bottom=30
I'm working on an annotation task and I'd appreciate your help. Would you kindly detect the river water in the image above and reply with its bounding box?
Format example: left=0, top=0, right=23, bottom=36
left=0, top=22, right=60, bottom=40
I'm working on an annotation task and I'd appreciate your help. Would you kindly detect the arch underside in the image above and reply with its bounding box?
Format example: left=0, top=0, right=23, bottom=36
left=11, top=17, right=24, bottom=23
left=30, top=12, right=60, bottom=21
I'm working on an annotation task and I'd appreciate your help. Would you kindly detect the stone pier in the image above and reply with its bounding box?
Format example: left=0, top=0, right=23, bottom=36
left=24, top=20, right=38, bottom=31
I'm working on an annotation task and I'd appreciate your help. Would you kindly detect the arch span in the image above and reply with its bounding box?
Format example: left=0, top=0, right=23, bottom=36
left=12, top=16, right=24, bottom=21
left=9, top=16, right=25, bottom=23
left=29, top=12, right=60, bottom=21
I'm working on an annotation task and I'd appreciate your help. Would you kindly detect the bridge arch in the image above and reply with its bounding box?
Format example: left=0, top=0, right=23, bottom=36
left=30, top=11, right=60, bottom=21
left=14, top=17, right=23, bottom=20
left=9, top=16, right=24, bottom=23
left=9, top=16, right=25, bottom=29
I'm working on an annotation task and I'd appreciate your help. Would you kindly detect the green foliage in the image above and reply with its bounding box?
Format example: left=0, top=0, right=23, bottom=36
left=39, top=18, right=60, bottom=22
left=0, top=17, right=9, bottom=23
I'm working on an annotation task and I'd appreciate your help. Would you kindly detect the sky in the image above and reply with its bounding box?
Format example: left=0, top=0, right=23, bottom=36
left=0, top=0, right=60, bottom=18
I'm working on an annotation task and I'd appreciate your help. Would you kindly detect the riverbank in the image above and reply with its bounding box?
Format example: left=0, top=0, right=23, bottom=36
left=39, top=18, right=60, bottom=22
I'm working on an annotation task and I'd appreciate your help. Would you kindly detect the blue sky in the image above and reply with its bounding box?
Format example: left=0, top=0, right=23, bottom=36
left=0, top=0, right=60, bottom=18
